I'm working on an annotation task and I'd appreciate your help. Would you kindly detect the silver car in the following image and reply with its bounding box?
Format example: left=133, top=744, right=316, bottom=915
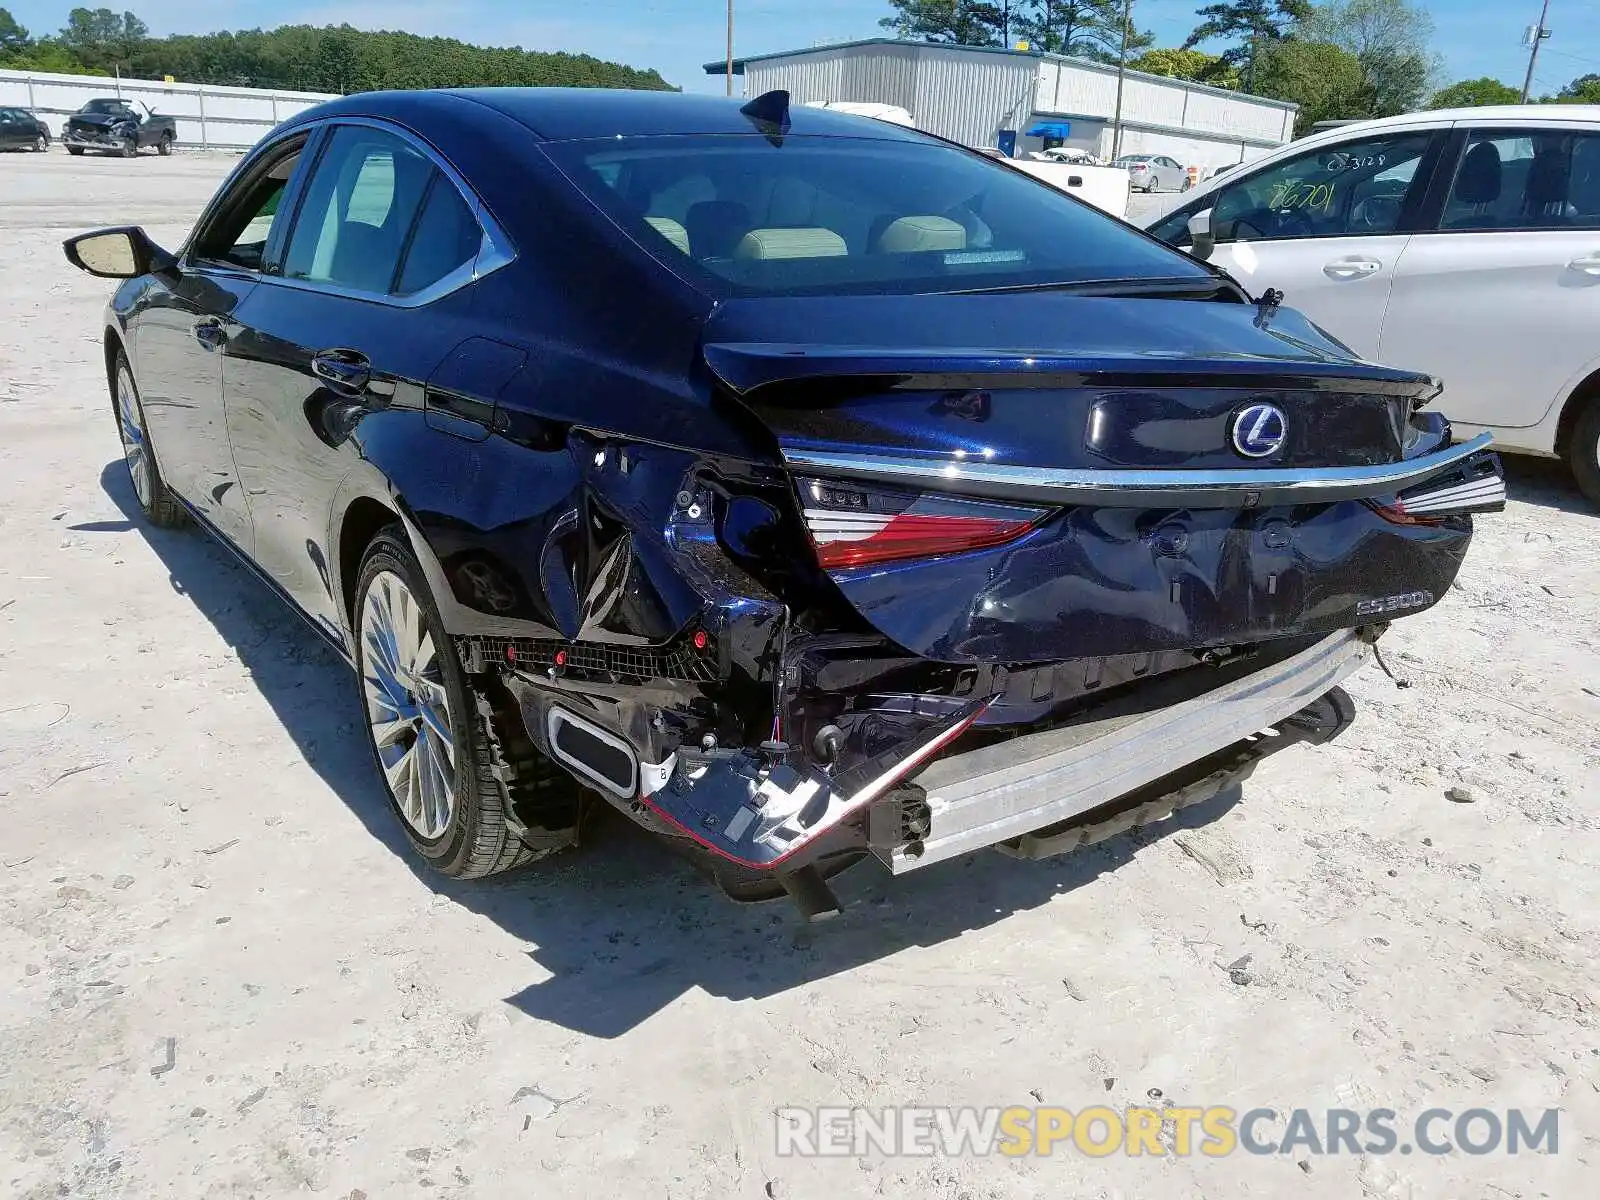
left=1113, top=153, right=1189, bottom=192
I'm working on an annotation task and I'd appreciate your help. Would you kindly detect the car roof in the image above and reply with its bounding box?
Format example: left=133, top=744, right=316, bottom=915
left=1307, top=104, right=1600, bottom=134
left=284, top=87, right=931, bottom=144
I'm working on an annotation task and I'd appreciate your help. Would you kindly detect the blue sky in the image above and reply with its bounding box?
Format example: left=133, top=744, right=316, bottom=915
left=8, top=0, right=1600, bottom=98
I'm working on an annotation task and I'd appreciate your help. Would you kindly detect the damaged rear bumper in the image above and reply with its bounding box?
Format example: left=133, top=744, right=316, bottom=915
left=875, top=628, right=1368, bottom=873
left=518, top=629, right=1369, bottom=884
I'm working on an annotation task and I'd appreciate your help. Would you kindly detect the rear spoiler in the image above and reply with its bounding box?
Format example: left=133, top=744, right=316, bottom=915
left=786, top=433, right=1501, bottom=510
left=702, top=341, right=1438, bottom=397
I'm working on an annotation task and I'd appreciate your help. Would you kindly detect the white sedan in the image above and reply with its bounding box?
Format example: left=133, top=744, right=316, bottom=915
left=1113, top=154, right=1189, bottom=192
left=1143, top=104, right=1600, bottom=503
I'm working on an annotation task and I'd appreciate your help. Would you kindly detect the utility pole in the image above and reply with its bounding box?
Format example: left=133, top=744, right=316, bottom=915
left=1520, top=0, right=1553, bottom=103
left=725, top=0, right=735, bottom=97
left=1111, top=0, right=1132, bottom=160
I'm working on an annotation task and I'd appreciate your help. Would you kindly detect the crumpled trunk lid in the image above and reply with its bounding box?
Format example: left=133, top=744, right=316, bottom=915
left=702, top=293, right=1491, bottom=664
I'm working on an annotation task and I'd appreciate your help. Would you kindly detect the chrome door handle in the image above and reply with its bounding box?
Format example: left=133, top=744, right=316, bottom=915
left=1323, top=257, right=1382, bottom=280
left=311, top=348, right=372, bottom=396
left=1567, top=253, right=1600, bottom=276
left=192, top=318, right=226, bottom=348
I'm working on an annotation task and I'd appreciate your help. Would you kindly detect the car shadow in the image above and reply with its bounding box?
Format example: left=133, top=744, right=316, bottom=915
left=99, top=459, right=1244, bottom=1037
left=1500, top=453, right=1593, bottom=516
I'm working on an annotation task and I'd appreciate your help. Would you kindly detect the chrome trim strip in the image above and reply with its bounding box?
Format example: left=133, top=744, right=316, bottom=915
left=1399, top=477, right=1506, bottom=512
left=885, top=630, right=1370, bottom=874
left=785, top=433, right=1497, bottom=509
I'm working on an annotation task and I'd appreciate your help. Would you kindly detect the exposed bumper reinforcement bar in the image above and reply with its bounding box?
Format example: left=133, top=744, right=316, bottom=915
left=785, top=433, right=1496, bottom=509
left=882, top=629, right=1371, bottom=874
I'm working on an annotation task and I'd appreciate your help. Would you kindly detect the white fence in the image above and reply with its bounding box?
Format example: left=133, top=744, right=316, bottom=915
left=0, top=68, right=337, bottom=151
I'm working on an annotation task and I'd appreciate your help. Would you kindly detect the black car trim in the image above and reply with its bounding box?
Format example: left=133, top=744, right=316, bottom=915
left=784, top=432, right=1497, bottom=509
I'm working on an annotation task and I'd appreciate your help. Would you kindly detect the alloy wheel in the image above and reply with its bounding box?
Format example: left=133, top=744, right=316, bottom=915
left=359, top=570, right=457, bottom=840
left=116, top=366, right=153, bottom=509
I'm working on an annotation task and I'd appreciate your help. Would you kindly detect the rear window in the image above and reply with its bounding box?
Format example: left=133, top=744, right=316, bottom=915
left=545, top=134, right=1207, bottom=298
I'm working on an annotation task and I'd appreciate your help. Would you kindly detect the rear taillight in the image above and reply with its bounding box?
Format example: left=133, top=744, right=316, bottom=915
left=797, top=477, right=1044, bottom=569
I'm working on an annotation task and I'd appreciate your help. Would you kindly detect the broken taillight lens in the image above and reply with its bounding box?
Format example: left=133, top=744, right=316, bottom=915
left=797, top=477, right=1045, bottom=569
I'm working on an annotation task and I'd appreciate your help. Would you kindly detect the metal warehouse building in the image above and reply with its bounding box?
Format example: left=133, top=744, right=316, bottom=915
left=705, top=38, right=1296, bottom=171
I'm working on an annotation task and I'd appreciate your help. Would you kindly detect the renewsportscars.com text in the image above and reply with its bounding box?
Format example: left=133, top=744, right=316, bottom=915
left=774, top=1105, right=1560, bottom=1159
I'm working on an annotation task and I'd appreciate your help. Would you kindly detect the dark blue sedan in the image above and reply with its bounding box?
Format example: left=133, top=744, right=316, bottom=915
left=63, top=87, right=1502, bottom=914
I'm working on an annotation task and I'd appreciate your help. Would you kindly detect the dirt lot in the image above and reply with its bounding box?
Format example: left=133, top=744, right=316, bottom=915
left=1, top=149, right=1597, bottom=1199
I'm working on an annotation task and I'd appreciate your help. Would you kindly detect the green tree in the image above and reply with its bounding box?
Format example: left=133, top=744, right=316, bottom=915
left=1012, top=1, right=1152, bottom=63
left=879, top=0, right=1010, bottom=46
left=1557, top=73, right=1600, bottom=104
left=1428, top=76, right=1520, bottom=108
left=1302, top=0, right=1437, bottom=116
left=0, top=6, right=31, bottom=55
left=1252, top=38, right=1366, bottom=133
left=113, top=22, right=674, bottom=93
left=1183, top=0, right=1312, bottom=91
left=1129, top=46, right=1240, bottom=88
left=57, top=7, right=148, bottom=71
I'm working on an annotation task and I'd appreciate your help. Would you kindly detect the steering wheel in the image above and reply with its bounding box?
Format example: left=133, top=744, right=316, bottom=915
left=1270, top=207, right=1315, bottom=237
left=1351, top=194, right=1402, bottom=231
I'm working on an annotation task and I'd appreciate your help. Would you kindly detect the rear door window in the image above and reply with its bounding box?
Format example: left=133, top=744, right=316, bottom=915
left=395, top=176, right=484, bottom=295
left=282, top=126, right=434, bottom=293
left=1439, top=129, right=1600, bottom=231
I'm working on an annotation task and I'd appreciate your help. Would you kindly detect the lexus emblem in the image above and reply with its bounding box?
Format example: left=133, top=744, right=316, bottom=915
left=1230, top=403, right=1288, bottom=458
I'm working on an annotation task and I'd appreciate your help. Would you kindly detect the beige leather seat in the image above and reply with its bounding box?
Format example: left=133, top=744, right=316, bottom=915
left=643, top=216, right=690, bottom=255
left=875, top=215, right=966, bottom=253
left=734, top=227, right=848, bottom=260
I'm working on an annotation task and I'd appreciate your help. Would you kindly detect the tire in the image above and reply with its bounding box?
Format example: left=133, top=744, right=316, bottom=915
left=1569, top=398, right=1600, bottom=506
left=353, top=530, right=553, bottom=878
left=112, top=353, right=188, bottom=528
left=67, top=145, right=83, bottom=156
left=34, top=134, right=47, bottom=152
left=157, top=132, right=172, bottom=156
left=120, top=132, right=137, bottom=158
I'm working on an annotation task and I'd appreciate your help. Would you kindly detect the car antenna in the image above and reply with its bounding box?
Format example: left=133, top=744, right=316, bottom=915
left=739, top=89, right=791, bottom=147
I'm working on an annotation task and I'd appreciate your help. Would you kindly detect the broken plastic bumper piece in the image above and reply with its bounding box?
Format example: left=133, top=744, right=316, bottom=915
left=637, top=697, right=991, bottom=869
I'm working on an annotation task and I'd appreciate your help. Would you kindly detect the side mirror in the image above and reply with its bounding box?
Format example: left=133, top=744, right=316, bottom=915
left=1186, top=208, right=1216, bottom=261
left=62, top=226, right=174, bottom=279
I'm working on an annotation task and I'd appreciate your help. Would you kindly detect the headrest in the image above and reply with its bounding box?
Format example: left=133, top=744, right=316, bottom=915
left=734, top=227, right=848, bottom=260
left=643, top=216, right=690, bottom=254
left=875, top=215, right=967, bottom=253
left=1455, top=141, right=1502, bottom=205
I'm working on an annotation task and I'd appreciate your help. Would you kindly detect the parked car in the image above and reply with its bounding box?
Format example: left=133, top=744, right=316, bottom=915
left=1112, top=153, right=1189, bottom=192
left=62, top=98, right=176, bottom=157
left=62, top=88, right=1501, bottom=914
left=0, top=106, right=50, bottom=151
left=1143, top=105, right=1600, bottom=503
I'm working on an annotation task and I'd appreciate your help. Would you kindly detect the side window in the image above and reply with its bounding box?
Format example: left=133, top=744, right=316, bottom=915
left=282, top=126, right=434, bottom=293
left=1440, top=130, right=1600, bottom=231
left=1203, top=132, right=1434, bottom=243
left=192, top=138, right=307, bottom=271
left=395, top=176, right=484, bottom=295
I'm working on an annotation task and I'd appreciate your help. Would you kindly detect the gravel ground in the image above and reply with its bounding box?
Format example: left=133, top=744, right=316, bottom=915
left=1, top=149, right=1598, bottom=1200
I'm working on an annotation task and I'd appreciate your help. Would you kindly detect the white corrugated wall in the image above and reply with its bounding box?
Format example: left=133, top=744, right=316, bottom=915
left=0, top=67, right=335, bottom=149
left=737, top=43, right=1296, bottom=169
left=744, top=44, right=1035, bottom=150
